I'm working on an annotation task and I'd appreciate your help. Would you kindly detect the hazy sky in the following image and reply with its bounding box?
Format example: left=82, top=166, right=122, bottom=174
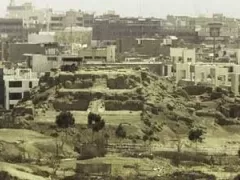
left=1, top=0, right=240, bottom=18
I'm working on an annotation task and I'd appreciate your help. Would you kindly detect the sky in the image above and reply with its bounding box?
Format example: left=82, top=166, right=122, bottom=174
left=1, top=0, right=240, bottom=18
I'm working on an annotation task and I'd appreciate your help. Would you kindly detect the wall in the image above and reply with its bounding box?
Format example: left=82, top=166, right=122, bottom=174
left=82, top=63, right=165, bottom=76
left=175, top=63, right=191, bottom=83
left=55, top=27, right=92, bottom=46
left=0, top=69, right=4, bottom=108
left=170, top=48, right=184, bottom=63
left=28, top=33, right=55, bottom=43
left=231, top=73, right=240, bottom=95
left=170, top=48, right=195, bottom=64
left=106, top=45, right=116, bottom=62
left=9, top=43, right=45, bottom=63
left=193, top=65, right=212, bottom=84
left=30, top=55, right=62, bottom=73
left=183, top=49, right=196, bottom=63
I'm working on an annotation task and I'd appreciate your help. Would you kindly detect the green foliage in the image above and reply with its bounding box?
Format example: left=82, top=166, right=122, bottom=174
left=87, top=112, right=105, bottom=132
left=188, top=128, right=205, bottom=143
left=77, top=137, right=107, bottom=160
left=115, top=124, right=127, bottom=138
left=55, top=111, right=75, bottom=128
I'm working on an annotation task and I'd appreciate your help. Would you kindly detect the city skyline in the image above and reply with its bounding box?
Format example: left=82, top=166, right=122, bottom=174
left=0, top=0, right=240, bottom=18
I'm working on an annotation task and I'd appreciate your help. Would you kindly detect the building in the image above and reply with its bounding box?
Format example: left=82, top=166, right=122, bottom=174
left=8, top=42, right=59, bottom=63
left=24, top=45, right=116, bottom=73
left=170, top=48, right=196, bottom=64
left=6, top=2, right=51, bottom=30
left=49, top=10, right=92, bottom=31
left=79, top=45, right=116, bottom=62
left=175, top=62, right=240, bottom=89
left=55, top=27, right=92, bottom=46
left=83, top=13, right=94, bottom=27
left=28, top=32, right=55, bottom=44
left=93, top=16, right=163, bottom=40
left=196, top=14, right=239, bottom=40
left=3, top=68, right=39, bottom=110
left=0, top=18, right=24, bottom=41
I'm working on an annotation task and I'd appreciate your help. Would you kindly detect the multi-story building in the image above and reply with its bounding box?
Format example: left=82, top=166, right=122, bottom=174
left=55, top=27, right=92, bottom=46
left=6, top=2, right=51, bottom=30
left=0, top=18, right=24, bottom=41
left=3, top=68, right=39, bottom=110
left=83, top=13, right=94, bottom=27
left=92, top=15, right=163, bottom=40
left=8, top=42, right=60, bottom=63
left=49, top=10, right=92, bottom=31
left=195, top=14, right=239, bottom=40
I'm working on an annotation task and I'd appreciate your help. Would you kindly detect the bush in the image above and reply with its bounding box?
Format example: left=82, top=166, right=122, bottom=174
left=55, top=111, right=75, bottom=128
left=115, top=124, right=127, bottom=138
left=77, top=137, right=107, bottom=160
left=61, top=64, right=78, bottom=72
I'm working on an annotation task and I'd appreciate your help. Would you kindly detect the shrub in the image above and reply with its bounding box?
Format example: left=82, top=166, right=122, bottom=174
left=115, top=124, right=127, bottom=138
left=55, top=111, right=75, bottom=128
left=88, top=112, right=105, bottom=132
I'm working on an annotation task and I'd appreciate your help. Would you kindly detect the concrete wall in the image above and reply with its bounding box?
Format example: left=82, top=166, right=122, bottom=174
left=78, top=46, right=116, bottom=62
left=193, top=65, right=212, bottom=84
left=55, top=27, right=92, bottom=46
left=175, top=63, right=191, bottom=83
left=231, top=73, right=240, bottom=95
left=28, top=33, right=55, bottom=44
left=170, top=48, right=195, bottom=64
left=183, top=49, right=196, bottom=64
left=82, top=63, right=165, bottom=76
left=9, top=43, right=45, bottom=63
left=106, top=45, right=116, bottom=62
left=0, top=69, right=4, bottom=108
left=29, top=55, right=62, bottom=73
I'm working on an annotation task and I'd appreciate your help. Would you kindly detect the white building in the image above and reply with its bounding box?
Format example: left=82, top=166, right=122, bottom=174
left=6, top=2, right=51, bottom=29
left=55, top=26, right=93, bottom=46
left=4, top=68, right=39, bottom=110
left=28, top=32, right=56, bottom=44
left=170, top=48, right=196, bottom=64
left=24, top=45, right=116, bottom=73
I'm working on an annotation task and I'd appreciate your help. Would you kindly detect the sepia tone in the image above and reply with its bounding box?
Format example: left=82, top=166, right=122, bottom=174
left=0, top=0, right=240, bottom=180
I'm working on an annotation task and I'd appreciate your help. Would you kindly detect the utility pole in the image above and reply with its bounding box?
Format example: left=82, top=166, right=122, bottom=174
left=70, top=24, right=73, bottom=54
left=208, top=22, right=222, bottom=64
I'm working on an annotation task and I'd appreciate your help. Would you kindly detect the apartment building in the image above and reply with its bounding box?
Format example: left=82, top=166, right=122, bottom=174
left=92, top=15, right=163, bottom=40
left=6, top=2, right=51, bottom=30
left=49, top=10, right=88, bottom=31
left=0, top=18, right=24, bottom=41
left=3, top=68, right=39, bottom=110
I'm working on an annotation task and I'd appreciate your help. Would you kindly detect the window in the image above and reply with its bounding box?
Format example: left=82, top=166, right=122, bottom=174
left=29, top=82, right=32, bottom=88
left=47, top=56, right=57, bottom=61
left=9, top=81, right=22, bottom=88
left=9, top=93, right=22, bottom=100
left=187, top=58, right=192, bottom=62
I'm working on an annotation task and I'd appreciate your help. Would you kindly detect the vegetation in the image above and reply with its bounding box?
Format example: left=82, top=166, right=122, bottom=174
left=88, top=112, right=105, bottom=141
left=115, top=124, right=127, bottom=138
left=188, top=127, right=206, bottom=152
left=55, top=111, right=75, bottom=128
left=60, top=64, right=78, bottom=72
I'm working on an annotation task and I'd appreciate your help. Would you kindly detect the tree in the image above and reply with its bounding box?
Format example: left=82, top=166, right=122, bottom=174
left=87, top=112, right=105, bottom=141
left=115, top=124, right=127, bottom=138
left=188, top=127, right=205, bottom=152
left=56, top=111, right=75, bottom=128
